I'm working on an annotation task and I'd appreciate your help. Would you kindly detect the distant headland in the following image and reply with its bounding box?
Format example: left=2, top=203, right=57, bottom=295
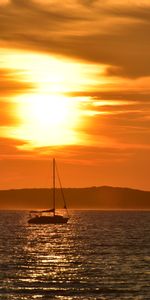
left=0, top=186, right=150, bottom=210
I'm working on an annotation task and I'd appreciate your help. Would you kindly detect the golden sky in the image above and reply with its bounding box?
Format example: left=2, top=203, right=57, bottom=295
left=0, top=0, right=150, bottom=190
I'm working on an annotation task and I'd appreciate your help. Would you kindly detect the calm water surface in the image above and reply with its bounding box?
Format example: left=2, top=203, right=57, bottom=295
left=0, top=211, right=150, bottom=299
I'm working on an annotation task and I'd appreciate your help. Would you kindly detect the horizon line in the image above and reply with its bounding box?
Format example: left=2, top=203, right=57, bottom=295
left=0, top=185, right=149, bottom=193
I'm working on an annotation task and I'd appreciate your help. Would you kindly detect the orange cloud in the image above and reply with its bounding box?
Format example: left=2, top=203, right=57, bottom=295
left=0, top=68, right=33, bottom=96
left=0, top=0, right=150, bottom=77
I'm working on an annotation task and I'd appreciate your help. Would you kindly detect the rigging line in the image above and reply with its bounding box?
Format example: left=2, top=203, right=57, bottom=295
left=55, top=162, right=70, bottom=218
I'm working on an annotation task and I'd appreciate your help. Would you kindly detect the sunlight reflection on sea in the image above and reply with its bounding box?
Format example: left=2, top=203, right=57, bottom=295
left=0, top=211, right=150, bottom=299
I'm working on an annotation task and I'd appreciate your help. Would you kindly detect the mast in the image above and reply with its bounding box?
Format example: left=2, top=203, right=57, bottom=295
left=53, top=158, right=55, bottom=216
left=56, top=162, right=69, bottom=218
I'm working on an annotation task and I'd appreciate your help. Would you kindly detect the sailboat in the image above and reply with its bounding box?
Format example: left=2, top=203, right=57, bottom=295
left=28, top=158, right=69, bottom=224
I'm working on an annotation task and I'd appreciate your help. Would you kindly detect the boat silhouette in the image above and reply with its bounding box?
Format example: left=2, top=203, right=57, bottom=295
left=28, top=158, right=69, bottom=224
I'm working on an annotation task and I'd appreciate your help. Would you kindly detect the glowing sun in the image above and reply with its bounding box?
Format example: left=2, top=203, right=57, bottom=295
left=14, top=94, right=81, bottom=148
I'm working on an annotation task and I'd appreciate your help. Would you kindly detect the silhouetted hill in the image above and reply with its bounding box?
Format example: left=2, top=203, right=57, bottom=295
left=0, top=186, right=150, bottom=209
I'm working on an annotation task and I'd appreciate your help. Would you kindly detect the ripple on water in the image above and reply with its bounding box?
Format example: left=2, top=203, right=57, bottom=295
left=0, top=210, right=150, bottom=300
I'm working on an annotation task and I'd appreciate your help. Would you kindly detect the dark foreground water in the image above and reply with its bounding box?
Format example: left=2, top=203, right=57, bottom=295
left=0, top=211, right=150, bottom=300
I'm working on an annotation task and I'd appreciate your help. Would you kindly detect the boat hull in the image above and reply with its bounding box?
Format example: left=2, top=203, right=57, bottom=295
left=28, top=215, right=69, bottom=224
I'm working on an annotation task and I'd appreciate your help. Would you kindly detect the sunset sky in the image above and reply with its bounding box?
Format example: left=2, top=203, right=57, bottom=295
left=0, top=0, right=150, bottom=190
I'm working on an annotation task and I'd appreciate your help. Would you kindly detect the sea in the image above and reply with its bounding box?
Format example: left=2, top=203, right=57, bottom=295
left=0, top=210, right=149, bottom=300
